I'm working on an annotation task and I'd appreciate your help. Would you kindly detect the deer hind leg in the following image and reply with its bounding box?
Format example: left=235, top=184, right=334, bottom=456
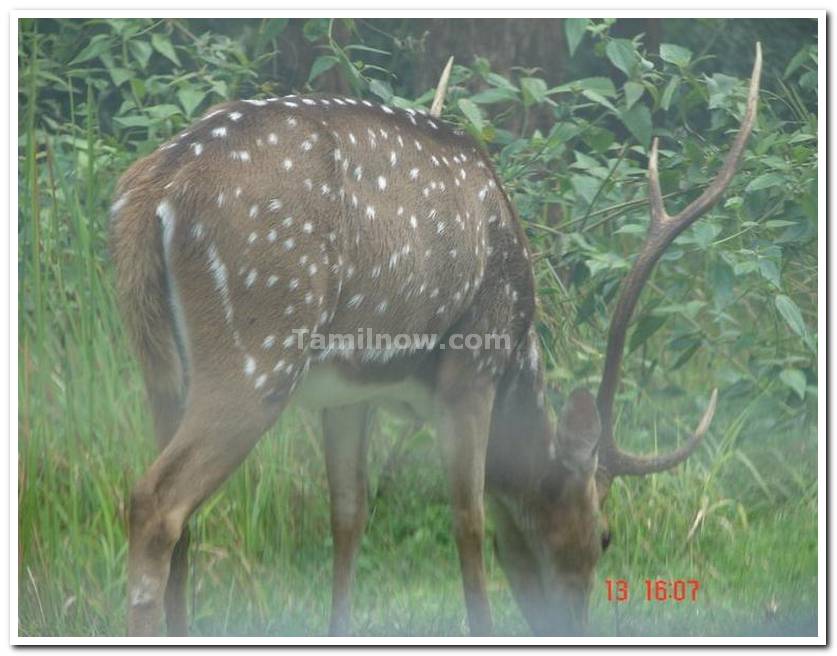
left=149, top=378, right=193, bottom=637
left=434, top=355, right=497, bottom=636
left=140, top=354, right=192, bottom=635
left=122, top=318, right=192, bottom=634
left=323, top=403, right=371, bottom=636
left=127, top=381, right=285, bottom=636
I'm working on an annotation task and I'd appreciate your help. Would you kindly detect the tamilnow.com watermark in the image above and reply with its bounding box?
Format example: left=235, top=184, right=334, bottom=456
left=290, top=328, right=511, bottom=353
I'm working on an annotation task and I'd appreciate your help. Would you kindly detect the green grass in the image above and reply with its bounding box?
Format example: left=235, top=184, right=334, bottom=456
left=18, top=78, right=817, bottom=640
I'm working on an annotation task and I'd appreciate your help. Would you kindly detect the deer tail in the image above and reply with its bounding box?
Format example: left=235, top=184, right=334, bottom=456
left=109, top=176, right=186, bottom=402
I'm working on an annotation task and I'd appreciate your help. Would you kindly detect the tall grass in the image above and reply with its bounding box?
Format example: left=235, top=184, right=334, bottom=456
left=18, top=29, right=817, bottom=638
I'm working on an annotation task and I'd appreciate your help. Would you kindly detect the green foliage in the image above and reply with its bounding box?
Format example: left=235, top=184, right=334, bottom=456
left=19, top=17, right=818, bottom=637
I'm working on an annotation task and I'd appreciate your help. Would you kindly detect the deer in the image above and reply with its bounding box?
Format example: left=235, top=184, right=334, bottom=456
left=109, top=44, right=761, bottom=637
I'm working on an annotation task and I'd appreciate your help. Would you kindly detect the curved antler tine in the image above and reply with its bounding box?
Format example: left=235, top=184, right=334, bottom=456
left=430, top=56, right=454, bottom=118
left=597, top=43, right=762, bottom=479
left=648, top=138, right=668, bottom=226
left=601, top=389, right=718, bottom=478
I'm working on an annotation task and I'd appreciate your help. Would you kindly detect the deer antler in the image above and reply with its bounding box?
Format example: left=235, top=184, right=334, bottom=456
left=597, top=42, right=762, bottom=478
left=430, top=56, right=454, bottom=118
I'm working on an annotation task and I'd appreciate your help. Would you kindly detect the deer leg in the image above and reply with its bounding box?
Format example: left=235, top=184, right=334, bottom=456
left=145, top=372, right=192, bottom=636
left=434, top=366, right=496, bottom=636
left=127, top=391, right=282, bottom=636
left=323, top=403, right=371, bottom=636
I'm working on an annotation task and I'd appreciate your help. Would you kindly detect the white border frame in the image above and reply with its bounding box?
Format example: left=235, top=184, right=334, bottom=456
left=8, top=8, right=828, bottom=647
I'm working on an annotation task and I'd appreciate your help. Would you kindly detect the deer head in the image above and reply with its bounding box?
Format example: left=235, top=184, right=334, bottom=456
left=487, top=43, right=761, bottom=636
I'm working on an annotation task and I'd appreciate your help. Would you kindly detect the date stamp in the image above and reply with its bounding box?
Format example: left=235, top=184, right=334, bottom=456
left=605, top=579, right=701, bottom=603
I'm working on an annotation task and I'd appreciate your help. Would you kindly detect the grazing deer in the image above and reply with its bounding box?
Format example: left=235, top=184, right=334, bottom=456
left=110, top=45, right=761, bottom=636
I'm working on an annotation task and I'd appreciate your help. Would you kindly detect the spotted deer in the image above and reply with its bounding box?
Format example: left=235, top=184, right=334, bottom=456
left=110, top=46, right=761, bottom=636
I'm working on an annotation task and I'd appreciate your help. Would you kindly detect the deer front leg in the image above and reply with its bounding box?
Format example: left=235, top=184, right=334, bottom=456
left=435, top=363, right=496, bottom=636
left=323, top=403, right=371, bottom=636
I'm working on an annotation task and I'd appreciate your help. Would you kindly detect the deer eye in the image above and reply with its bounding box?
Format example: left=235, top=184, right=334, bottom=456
left=601, top=529, right=611, bottom=552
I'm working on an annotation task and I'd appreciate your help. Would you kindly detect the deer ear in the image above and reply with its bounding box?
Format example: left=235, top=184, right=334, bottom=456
left=556, top=388, right=601, bottom=475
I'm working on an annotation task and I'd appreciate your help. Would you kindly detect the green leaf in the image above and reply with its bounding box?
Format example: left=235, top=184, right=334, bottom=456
left=302, top=18, right=330, bottom=42
left=764, top=220, right=798, bottom=229
left=368, top=79, right=393, bottom=102
left=151, top=33, right=180, bottom=66
left=69, top=34, right=111, bottom=65
left=469, top=88, right=518, bottom=104
left=308, top=55, right=339, bottom=84
left=521, top=77, right=548, bottom=106
left=564, top=18, right=588, bottom=57
left=623, top=81, right=644, bottom=110
left=458, top=98, right=484, bottom=132
left=672, top=338, right=703, bottom=370
left=660, top=75, right=680, bottom=111
left=550, top=77, right=616, bottom=97
left=177, top=87, right=206, bottom=117
left=746, top=173, right=785, bottom=193
left=571, top=174, right=600, bottom=205
left=344, top=44, right=391, bottom=56
left=784, top=45, right=812, bottom=79
left=619, top=103, right=652, bottom=147
left=108, top=67, right=134, bottom=87
left=129, top=40, right=153, bottom=69
left=629, top=313, right=668, bottom=353
left=113, top=114, right=152, bottom=128
left=130, top=78, right=146, bottom=101
left=484, top=72, right=518, bottom=91
left=707, top=73, right=739, bottom=109
left=659, top=43, right=693, bottom=68
left=147, top=104, right=182, bottom=120
left=779, top=368, right=807, bottom=400
left=775, top=294, right=808, bottom=339
left=582, top=89, right=617, bottom=113
left=606, top=39, right=639, bottom=77
left=255, top=18, right=289, bottom=53
left=690, top=222, right=721, bottom=250
left=707, top=258, right=735, bottom=309
left=758, top=259, right=781, bottom=289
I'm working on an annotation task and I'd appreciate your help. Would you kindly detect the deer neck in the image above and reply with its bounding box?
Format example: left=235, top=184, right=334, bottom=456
left=486, top=326, right=554, bottom=495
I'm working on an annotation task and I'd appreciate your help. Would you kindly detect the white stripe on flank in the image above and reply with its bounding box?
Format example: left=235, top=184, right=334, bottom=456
left=157, top=199, right=191, bottom=374
left=207, top=243, right=235, bottom=328
left=156, top=200, right=176, bottom=258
